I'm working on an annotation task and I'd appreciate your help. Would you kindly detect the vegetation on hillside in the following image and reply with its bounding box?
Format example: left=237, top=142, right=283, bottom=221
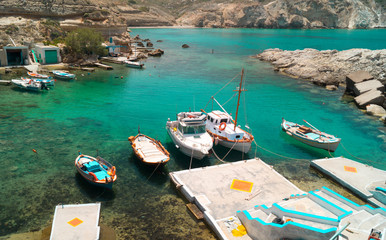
left=64, top=28, right=107, bottom=57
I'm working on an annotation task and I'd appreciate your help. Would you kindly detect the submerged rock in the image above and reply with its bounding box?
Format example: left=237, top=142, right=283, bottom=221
left=182, top=44, right=190, bottom=48
left=148, top=49, right=164, bottom=57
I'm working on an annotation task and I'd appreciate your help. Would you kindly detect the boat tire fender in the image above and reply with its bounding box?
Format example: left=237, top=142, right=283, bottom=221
left=219, top=122, right=226, bottom=131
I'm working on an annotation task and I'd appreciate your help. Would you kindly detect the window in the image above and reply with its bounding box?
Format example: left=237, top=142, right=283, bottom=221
left=236, top=135, right=240, bottom=139
left=220, top=119, right=227, bottom=123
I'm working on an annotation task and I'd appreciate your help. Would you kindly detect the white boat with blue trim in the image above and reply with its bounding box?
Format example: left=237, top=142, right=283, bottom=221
left=11, top=79, right=49, bottom=92
left=281, top=118, right=341, bottom=152
left=52, top=70, right=75, bottom=80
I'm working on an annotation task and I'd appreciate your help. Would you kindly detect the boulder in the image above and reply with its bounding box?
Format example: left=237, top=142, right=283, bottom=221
left=182, top=44, right=190, bottom=48
left=326, top=85, right=338, bottom=91
left=366, top=104, right=386, bottom=117
left=148, top=49, right=164, bottom=57
left=346, top=70, right=374, bottom=93
left=137, top=42, right=144, bottom=47
left=146, top=42, right=153, bottom=47
left=353, top=79, right=385, bottom=96
left=354, top=90, right=385, bottom=108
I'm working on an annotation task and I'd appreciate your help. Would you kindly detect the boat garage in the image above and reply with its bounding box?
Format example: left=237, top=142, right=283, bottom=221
left=33, top=45, right=61, bottom=64
left=0, top=46, right=28, bottom=66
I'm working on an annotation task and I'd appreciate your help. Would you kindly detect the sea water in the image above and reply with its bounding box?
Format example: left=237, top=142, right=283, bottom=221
left=0, top=28, right=385, bottom=238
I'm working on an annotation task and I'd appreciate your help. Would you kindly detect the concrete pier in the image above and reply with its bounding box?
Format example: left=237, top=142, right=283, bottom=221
left=49, top=203, right=101, bottom=240
left=170, top=158, right=304, bottom=240
left=311, top=157, right=386, bottom=208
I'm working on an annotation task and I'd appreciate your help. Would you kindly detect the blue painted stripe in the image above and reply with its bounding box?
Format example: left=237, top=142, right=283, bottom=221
left=322, top=186, right=360, bottom=207
left=273, top=203, right=339, bottom=223
left=309, top=191, right=351, bottom=217
left=242, top=210, right=337, bottom=234
left=322, top=186, right=386, bottom=213
left=376, top=187, right=386, bottom=193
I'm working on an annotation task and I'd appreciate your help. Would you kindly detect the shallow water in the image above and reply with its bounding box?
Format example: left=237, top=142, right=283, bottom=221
left=0, top=28, right=385, bottom=239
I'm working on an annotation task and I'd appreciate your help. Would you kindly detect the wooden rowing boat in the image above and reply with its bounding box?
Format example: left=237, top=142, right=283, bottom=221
left=129, top=133, right=170, bottom=166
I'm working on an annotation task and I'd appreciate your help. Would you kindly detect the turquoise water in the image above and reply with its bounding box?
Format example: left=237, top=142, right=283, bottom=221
left=0, top=28, right=385, bottom=238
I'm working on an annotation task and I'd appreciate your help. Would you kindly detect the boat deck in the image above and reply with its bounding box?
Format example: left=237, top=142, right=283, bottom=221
left=311, top=157, right=386, bottom=208
left=49, top=203, right=101, bottom=240
left=169, top=158, right=304, bottom=239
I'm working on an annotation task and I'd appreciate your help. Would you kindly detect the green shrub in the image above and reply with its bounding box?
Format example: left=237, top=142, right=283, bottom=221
left=5, top=24, right=19, bottom=34
left=139, top=6, right=149, bottom=12
left=128, top=0, right=137, bottom=4
left=64, top=28, right=107, bottom=57
left=42, top=19, right=60, bottom=27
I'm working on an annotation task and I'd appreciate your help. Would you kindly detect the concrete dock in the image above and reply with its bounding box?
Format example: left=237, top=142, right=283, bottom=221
left=170, top=158, right=304, bottom=239
left=311, top=157, right=386, bottom=208
left=49, top=203, right=101, bottom=240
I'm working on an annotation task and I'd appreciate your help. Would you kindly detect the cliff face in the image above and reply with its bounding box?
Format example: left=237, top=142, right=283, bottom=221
left=176, top=0, right=385, bottom=29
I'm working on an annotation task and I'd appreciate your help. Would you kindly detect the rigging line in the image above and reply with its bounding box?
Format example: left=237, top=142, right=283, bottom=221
left=203, top=72, right=241, bottom=111
left=222, top=92, right=238, bottom=107
left=253, top=138, right=310, bottom=161
left=212, top=140, right=238, bottom=164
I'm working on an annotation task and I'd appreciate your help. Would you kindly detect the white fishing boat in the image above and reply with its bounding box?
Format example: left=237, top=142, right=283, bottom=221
left=204, top=68, right=254, bottom=153
left=124, top=60, right=144, bottom=69
left=11, top=79, right=49, bottom=92
left=166, top=111, right=213, bottom=160
left=52, top=70, right=75, bottom=80
left=281, top=118, right=341, bottom=152
left=22, top=77, right=55, bottom=86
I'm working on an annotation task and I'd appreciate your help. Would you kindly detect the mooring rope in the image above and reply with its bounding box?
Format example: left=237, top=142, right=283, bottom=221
left=252, top=138, right=309, bottom=161
left=340, top=141, right=375, bottom=164
left=147, top=161, right=162, bottom=181
left=212, top=140, right=238, bottom=164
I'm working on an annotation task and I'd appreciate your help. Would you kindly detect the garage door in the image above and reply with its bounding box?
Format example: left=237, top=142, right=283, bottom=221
left=45, top=50, right=58, bottom=64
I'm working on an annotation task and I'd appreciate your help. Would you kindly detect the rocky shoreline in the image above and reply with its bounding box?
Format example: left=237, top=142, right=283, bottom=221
left=256, top=48, right=386, bottom=123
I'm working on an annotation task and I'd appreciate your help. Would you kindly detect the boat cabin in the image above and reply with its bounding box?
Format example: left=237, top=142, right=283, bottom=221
left=207, top=110, right=246, bottom=141
left=177, top=112, right=207, bottom=135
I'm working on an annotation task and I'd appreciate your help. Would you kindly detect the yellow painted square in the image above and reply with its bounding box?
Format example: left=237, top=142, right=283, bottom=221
left=68, top=217, right=83, bottom=227
left=231, top=179, right=253, bottom=192
left=344, top=166, right=357, bottom=173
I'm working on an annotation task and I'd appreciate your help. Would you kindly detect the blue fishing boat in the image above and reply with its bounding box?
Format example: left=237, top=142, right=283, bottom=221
left=52, top=70, right=75, bottom=80
left=281, top=118, right=341, bottom=152
left=75, top=153, right=117, bottom=189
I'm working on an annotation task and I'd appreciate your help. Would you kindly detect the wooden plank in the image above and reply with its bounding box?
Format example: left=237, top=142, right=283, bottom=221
left=186, top=203, right=204, bottom=220
left=0, top=80, right=11, bottom=85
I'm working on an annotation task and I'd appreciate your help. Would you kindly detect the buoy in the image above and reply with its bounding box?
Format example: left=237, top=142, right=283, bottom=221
left=121, top=76, right=123, bottom=79
left=32, top=149, right=37, bottom=153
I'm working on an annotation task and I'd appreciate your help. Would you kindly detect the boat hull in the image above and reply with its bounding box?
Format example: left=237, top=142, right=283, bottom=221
left=76, top=167, right=114, bottom=189
left=217, top=137, right=252, bottom=153
left=288, top=133, right=340, bottom=152
left=166, top=125, right=209, bottom=160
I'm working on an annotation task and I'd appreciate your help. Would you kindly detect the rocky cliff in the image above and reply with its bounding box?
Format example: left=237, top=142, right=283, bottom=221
left=176, top=0, right=385, bottom=29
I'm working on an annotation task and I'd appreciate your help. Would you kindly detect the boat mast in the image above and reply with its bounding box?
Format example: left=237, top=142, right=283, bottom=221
left=233, top=68, right=245, bottom=131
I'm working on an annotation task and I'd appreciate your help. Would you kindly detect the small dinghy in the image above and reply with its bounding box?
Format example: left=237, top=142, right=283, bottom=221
left=75, top=153, right=117, bottom=189
left=27, top=72, right=50, bottom=79
left=124, top=60, right=144, bottom=69
left=128, top=133, right=170, bottom=166
left=52, top=70, right=75, bottom=80
left=281, top=118, right=341, bottom=152
left=11, top=79, right=49, bottom=92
